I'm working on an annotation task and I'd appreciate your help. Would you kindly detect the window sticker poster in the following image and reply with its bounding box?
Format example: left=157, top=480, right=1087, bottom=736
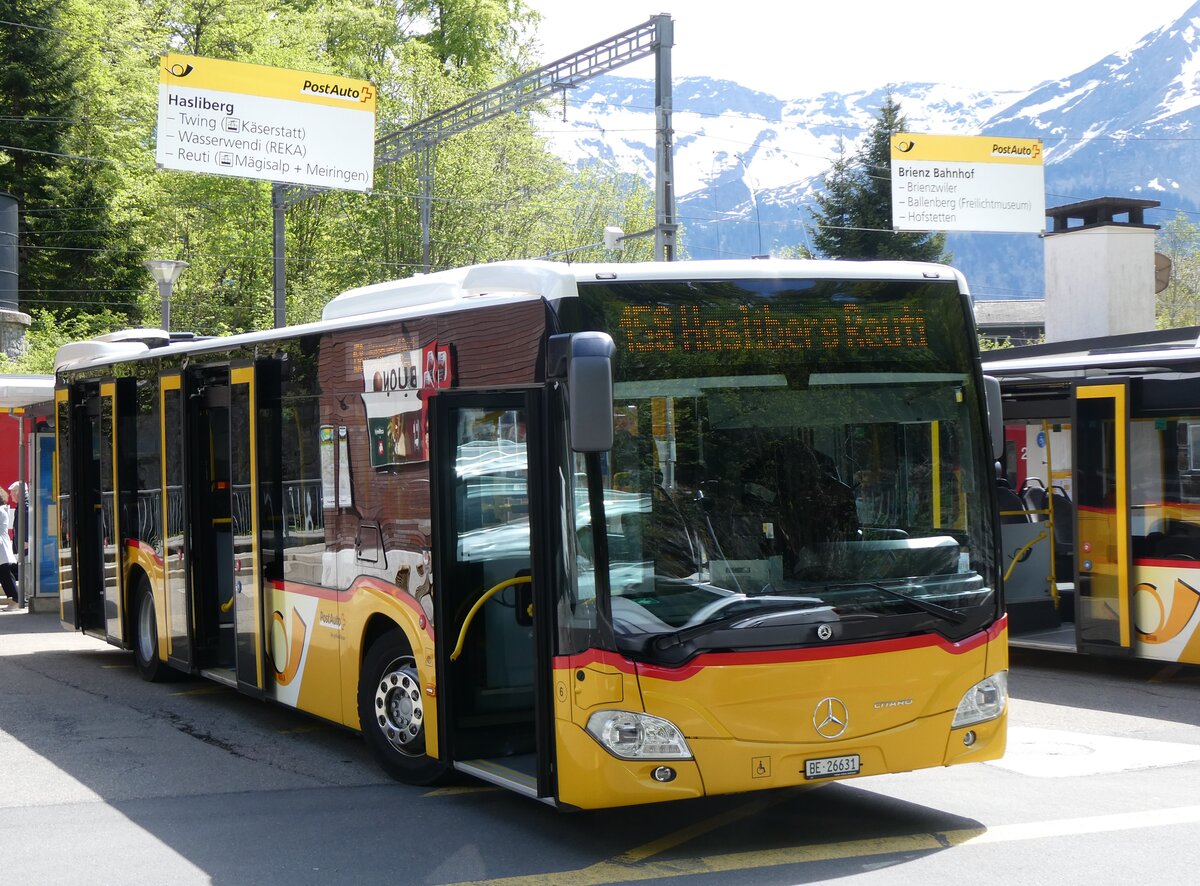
left=337, top=425, right=352, bottom=508
left=320, top=425, right=336, bottom=508
left=361, top=341, right=452, bottom=469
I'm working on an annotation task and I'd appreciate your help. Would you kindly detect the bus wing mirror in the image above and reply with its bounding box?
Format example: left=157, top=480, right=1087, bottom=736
left=553, top=332, right=615, bottom=453
left=983, top=376, right=1003, bottom=461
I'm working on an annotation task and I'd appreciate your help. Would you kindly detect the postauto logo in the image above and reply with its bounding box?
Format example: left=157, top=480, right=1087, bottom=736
left=300, top=79, right=374, bottom=104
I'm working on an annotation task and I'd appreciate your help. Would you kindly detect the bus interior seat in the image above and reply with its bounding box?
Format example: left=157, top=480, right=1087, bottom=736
left=1020, top=482, right=1048, bottom=523
left=1050, top=486, right=1074, bottom=577
left=996, top=478, right=1029, bottom=524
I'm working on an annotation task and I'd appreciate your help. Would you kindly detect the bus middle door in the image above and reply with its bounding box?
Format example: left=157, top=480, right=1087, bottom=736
left=185, top=366, right=264, bottom=694
left=432, top=391, right=553, bottom=801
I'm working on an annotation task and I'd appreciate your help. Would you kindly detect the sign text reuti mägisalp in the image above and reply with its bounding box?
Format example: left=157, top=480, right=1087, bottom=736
left=618, top=304, right=928, bottom=353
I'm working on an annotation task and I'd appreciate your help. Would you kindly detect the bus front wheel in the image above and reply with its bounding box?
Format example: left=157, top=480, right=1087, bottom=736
left=358, top=629, right=447, bottom=784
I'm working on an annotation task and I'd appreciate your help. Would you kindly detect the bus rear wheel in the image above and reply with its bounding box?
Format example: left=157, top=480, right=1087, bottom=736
left=358, top=629, right=447, bottom=784
left=133, top=576, right=168, bottom=682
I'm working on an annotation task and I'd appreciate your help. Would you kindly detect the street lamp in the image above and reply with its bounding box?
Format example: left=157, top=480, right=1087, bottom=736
left=144, top=259, right=188, bottom=332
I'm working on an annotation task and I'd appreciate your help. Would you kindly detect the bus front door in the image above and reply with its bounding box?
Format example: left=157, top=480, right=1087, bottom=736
left=1074, top=382, right=1134, bottom=656
left=183, top=366, right=264, bottom=693
left=433, top=393, right=553, bottom=801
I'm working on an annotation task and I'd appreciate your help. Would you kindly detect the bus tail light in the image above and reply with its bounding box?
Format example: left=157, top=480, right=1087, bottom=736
left=952, top=671, right=1008, bottom=728
left=585, top=710, right=693, bottom=760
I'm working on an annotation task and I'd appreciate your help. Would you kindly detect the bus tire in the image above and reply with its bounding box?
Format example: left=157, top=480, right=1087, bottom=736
left=358, top=629, right=447, bottom=785
left=133, top=576, right=168, bottom=682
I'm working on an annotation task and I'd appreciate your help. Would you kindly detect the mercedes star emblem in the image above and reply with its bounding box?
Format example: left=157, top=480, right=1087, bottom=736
left=813, top=696, right=849, bottom=739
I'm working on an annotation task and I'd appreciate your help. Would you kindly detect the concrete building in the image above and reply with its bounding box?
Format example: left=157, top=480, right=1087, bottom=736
left=1042, top=196, right=1160, bottom=343
left=972, top=196, right=1163, bottom=346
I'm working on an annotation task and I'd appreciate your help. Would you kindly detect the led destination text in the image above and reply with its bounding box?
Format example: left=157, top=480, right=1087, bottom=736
left=619, top=304, right=928, bottom=353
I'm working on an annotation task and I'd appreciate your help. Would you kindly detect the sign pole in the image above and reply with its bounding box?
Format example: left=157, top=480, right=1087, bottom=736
left=272, top=183, right=286, bottom=328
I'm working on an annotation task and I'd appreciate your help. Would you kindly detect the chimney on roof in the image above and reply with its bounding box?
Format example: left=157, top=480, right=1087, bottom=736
left=1043, top=196, right=1159, bottom=343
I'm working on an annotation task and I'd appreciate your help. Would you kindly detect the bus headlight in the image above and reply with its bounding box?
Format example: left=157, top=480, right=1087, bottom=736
left=585, top=710, right=693, bottom=760
left=952, top=671, right=1008, bottom=728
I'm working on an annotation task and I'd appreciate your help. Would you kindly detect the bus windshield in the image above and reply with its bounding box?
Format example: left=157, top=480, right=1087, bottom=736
left=563, top=274, right=998, bottom=657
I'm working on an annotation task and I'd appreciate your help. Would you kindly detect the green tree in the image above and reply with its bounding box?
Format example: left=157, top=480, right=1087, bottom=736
left=401, top=0, right=538, bottom=76
left=1156, top=210, right=1200, bottom=328
left=809, top=96, right=949, bottom=263
left=1, top=0, right=655, bottom=369
left=0, top=0, right=147, bottom=323
left=810, top=139, right=861, bottom=259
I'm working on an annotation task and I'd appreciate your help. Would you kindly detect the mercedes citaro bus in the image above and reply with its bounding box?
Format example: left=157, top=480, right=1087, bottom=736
left=53, top=259, right=1008, bottom=809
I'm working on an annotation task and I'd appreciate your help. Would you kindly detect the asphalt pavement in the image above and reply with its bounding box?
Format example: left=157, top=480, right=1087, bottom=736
left=4, top=606, right=1200, bottom=885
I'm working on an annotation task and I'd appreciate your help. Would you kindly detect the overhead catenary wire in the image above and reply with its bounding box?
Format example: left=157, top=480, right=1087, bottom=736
left=2, top=23, right=1194, bottom=309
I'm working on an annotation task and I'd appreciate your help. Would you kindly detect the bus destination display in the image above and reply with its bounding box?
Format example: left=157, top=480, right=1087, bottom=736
left=618, top=302, right=930, bottom=354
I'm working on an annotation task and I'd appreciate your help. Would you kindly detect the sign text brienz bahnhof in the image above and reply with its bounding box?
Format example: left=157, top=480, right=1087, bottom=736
left=890, top=133, right=1045, bottom=234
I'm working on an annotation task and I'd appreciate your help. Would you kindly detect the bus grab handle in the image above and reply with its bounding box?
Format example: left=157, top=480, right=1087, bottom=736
left=450, top=575, right=533, bottom=662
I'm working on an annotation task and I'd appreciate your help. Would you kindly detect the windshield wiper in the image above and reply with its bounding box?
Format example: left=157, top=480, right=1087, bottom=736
left=651, top=602, right=820, bottom=651
left=836, top=581, right=968, bottom=625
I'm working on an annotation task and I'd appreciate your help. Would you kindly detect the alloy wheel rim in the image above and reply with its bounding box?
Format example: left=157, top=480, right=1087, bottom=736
left=374, top=656, right=424, bottom=754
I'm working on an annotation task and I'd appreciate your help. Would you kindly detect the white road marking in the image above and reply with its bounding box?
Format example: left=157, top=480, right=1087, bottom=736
left=987, top=725, right=1200, bottom=777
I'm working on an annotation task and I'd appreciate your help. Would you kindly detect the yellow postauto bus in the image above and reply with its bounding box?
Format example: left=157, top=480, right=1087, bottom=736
left=986, top=325, right=1200, bottom=663
left=53, top=259, right=1008, bottom=809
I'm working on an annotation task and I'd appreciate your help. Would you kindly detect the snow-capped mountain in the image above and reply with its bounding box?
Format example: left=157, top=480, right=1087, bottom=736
left=537, top=0, right=1200, bottom=300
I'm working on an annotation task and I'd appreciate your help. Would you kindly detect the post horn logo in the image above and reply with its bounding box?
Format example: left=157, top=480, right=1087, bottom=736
left=813, top=696, right=849, bottom=739
left=895, top=139, right=916, bottom=153
left=165, top=62, right=194, bottom=78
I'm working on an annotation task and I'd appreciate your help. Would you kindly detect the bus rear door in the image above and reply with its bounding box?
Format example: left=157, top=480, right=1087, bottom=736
left=1074, top=381, right=1134, bottom=656
left=63, top=381, right=124, bottom=641
left=432, top=391, right=554, bottom=801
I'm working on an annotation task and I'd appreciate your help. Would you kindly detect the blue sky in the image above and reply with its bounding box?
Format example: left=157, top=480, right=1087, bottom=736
left=526, top=1, right=1196, bottom=96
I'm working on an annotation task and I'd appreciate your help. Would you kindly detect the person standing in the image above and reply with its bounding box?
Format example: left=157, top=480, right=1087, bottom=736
left=0, top=486, right=19, bottom=610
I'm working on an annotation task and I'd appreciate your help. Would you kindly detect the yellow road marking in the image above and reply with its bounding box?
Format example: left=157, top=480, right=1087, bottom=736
left=612, top=791, right=800, bottom=864
left=452, top=804, right=1200, bottom=885
left=423, top=785, right=502, bottom=798
left=1150, top=664, right=1200, bottom=684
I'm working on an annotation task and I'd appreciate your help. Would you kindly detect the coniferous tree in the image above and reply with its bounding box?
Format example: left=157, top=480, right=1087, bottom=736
left=810, top=139, right=861, bottom=259
left=0, top=0, right=90, bottom=314
left=0, top=0, right=146, bottom=322
left=809, top=96, right=949, bottom=263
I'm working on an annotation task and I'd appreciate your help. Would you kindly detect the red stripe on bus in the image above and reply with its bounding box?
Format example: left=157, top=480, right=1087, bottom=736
left=553, top=617, right=1006, bottom=682
left=1134, top=558, right=1200, bottom=569
left=126, top=538, right=164, bottom=565
left=267, top=576, right=435, bottom=639
left=268, top=578, right=340, bottom=600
